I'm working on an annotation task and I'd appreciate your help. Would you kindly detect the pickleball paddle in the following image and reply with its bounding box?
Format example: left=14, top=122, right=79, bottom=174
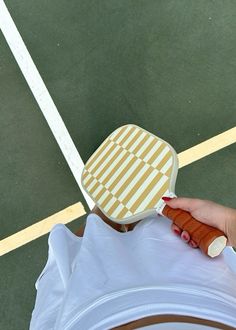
left=81, top=124, right=227, bottom=258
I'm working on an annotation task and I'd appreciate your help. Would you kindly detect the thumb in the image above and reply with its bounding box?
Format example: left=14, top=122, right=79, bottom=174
left=163, top=197, right=202, bottom=214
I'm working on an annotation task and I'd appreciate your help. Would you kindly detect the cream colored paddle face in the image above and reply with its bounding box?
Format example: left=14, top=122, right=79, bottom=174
left=82, top=124, right=228, bottom=258
left=82, top=124, right=178, bottom=224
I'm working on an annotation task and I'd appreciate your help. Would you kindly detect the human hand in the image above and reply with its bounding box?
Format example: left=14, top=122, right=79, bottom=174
left=163, top=197, right=236, bottom=248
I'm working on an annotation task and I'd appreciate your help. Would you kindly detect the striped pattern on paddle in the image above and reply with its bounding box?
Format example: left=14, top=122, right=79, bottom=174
left=82, top=125, right=176, bottom=222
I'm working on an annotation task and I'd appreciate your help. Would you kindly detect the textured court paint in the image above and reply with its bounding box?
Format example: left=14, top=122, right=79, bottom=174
left=0, top=202, right=86, bottom=256
left=178, top=127, right=236, bottom=168
left=0, top=0, right=94, bottom=209
left=0, top=127, right=234, bottom=256
left=1, top=1, right=236, bottom=329
left=3, top=0, right=236, bottom=163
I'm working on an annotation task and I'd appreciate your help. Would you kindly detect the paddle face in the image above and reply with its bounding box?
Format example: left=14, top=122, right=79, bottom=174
left=82, top=124, right=178, bottom=224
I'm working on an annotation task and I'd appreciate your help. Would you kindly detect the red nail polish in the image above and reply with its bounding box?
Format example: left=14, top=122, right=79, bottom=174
left=174, top=229, right=180, bottom=235
left=189, top=240, right=197, bottom=248
left=183, top=234, right=188, bottom=241
left=162, top=197, right=172, bottom=201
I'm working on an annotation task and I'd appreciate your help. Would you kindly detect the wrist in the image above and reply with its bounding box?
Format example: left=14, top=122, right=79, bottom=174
left=226, top=209, right=236, bottom=247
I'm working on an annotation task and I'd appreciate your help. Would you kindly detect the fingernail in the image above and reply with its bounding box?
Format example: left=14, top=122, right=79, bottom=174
left=162, top=197, right=172, bottom=201
left=174, top=229, right=181, bottom=235
left=183, top=234, right=188, bottom=241
left=189, top=240, right=197, bottom=248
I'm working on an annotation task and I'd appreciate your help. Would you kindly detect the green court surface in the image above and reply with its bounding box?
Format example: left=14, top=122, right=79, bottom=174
left=0, top=1, right=236, bottom=329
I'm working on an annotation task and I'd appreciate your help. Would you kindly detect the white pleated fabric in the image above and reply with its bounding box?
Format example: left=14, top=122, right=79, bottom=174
left=29, top=214, right=236, bottom=330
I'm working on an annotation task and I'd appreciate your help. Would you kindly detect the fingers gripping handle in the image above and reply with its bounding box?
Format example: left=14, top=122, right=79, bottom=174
left=162, top=205, right=227, bottom=258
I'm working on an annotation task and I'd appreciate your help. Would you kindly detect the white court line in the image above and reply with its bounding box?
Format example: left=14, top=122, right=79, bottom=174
left=0, top=128, right=235, bottom=255
left=1, top=1, right=236, bottom=256
left=0, top=0, right=94, bottom=210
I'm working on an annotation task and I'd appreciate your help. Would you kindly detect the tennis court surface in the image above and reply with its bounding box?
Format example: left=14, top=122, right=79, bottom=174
left=0, top=1, right=236, bottom=329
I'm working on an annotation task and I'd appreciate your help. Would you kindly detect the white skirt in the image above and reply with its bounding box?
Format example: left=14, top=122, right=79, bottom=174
left=30, top=214, right=236, bottom=330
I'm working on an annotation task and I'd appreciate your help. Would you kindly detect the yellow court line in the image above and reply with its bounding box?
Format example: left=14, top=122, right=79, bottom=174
left=178, top=127, right=236, bottom=168
left=0, top=126, right=235, bottom=256
left=0, top=202, right=86, bottom=256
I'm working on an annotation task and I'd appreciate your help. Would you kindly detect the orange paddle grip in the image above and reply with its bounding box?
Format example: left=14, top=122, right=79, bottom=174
left=162, top=205, right=227, bottom=257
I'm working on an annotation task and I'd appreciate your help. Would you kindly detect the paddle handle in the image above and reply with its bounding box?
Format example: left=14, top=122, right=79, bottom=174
left=162, top=205, right=227, bottom=258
